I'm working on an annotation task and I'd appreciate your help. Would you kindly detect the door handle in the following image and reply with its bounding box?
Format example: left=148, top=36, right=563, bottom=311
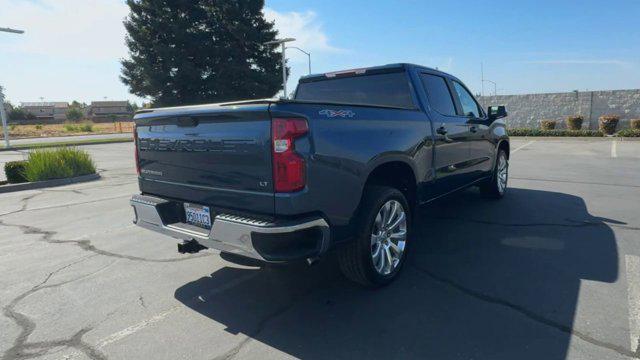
left=436, top=126, right=448, bottom=135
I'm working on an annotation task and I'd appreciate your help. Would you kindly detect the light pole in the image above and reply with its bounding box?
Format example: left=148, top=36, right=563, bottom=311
left=286, top=46, right=311, bottom=75
left=1, top=26, right=25, bottom=148
left=0, top=27, right=24, bottom=34
left=482, top=79, right=497, bottom=103
left=264, top=38, right=295, bottom=98
left=0, top=86, right=9, bottom=148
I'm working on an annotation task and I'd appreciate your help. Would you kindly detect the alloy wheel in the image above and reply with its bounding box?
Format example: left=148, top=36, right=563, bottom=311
left=370, top=200, right=407, bottom=275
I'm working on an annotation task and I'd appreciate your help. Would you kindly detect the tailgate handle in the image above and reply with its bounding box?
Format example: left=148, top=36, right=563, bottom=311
left=177, top=116, right=199, bottom=127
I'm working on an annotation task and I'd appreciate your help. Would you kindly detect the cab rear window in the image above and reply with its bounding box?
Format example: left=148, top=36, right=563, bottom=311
left=295, top=72, right=415, bottom=109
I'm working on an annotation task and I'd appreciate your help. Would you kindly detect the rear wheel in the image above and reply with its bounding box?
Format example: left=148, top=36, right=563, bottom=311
left=338, top=186, right=410, bottom=287
left=480, top=149, right=508, bottom=199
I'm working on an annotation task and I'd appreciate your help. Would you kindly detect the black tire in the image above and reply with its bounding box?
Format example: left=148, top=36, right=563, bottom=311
left=480, top=149, right=508, bottom=199
left=338, top=186, right=411, bottom=287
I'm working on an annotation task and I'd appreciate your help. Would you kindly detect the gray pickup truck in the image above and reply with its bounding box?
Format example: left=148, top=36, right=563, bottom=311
left=130, top=63, right=509, bottom=286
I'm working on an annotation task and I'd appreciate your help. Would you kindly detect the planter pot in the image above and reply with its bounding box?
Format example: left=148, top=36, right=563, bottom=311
left=599, top=117, right=619, bottom=135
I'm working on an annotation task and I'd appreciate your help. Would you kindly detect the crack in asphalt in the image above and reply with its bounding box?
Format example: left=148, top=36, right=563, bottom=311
left=0, top=192, right=43, bottom=217
left=411, top=264, right=640, bottom=359
left=0, top=175, right=214, bottom=359
left=212, top=277, right=321, bottom=360
left=0, top=194, right=133, bottom=217
left=428, top=216, right=640, bottom=231
left=1, top=256, right=109, bottom=360
left=212, top=302, right=298, bottom=360
left=511, top=176, right=640, bottom=189
left=0, top=219, right=210, bottom=263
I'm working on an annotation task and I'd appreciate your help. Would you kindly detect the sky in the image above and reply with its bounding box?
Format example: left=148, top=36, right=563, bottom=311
left=1, top=0, right=639, bottom=104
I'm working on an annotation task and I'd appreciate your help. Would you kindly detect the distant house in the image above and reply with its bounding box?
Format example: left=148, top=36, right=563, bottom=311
left=89, top=101, right=132, bottom=120
left=21, top=102, right=69, bottom=121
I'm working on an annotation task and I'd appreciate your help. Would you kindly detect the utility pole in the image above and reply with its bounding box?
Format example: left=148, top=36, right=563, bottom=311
left=1, top=26, right=25, bottom=148
left=480, top=62, right=484, bottom=98
left=264, top=38, right=295, bottom=98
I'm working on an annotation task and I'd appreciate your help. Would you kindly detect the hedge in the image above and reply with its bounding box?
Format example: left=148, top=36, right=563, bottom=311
left=4, top=161, right=28, bottom=184
left=617, top=129, right=640, bottom=137
left=508, top=129, right=604, bottom=137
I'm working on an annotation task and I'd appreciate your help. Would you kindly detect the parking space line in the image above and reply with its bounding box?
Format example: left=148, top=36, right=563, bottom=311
left=512, top=140, right=536, bottom=154
left=65, top=271, right=260, bottom=359
left=98, top=271, right=259, bottom=348
left=626, top=255, right=640, bottom=353
left=611, top=141, right=618, bottom=158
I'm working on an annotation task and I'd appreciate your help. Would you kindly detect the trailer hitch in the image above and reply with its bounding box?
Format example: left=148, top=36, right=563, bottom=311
left=178, top=239, right=207, bottom=254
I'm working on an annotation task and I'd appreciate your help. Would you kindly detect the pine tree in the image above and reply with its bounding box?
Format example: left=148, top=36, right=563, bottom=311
left=121, top=0, right=284, bottom=106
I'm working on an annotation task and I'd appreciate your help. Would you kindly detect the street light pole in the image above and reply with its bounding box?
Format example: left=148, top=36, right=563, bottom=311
left=0, top=27, right=24, bottom=34
left=1, top=26, right=25, bottom=148
left=286, top=46, right=311, bottom=75
left=264, top=38, right=295, bottom=99
left=482, top=79, right=497, bottom=103
left=0, top=87, right=10, bottom=148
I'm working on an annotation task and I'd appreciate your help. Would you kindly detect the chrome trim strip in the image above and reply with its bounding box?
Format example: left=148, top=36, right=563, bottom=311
left=142, top=178, right=273, bottom=197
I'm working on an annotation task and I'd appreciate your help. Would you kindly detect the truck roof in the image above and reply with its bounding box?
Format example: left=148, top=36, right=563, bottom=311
left=298, top=63, right=454, bottom=83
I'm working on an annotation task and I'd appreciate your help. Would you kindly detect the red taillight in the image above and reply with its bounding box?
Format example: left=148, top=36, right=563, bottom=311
left=133, top=125, right=140, bottom=175
left=272, top=118, right=308, bottom=192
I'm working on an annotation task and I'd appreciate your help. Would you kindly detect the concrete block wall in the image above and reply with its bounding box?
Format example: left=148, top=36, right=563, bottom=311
left=479, top=89, right=640, bottom=129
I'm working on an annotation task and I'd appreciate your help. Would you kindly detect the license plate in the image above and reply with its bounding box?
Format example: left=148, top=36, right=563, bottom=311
left=184, top=203, right=212, bottom=229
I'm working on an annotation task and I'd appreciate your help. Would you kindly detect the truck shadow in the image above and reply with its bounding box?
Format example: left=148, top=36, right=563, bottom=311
left=174, top=188, right=619, bottom=359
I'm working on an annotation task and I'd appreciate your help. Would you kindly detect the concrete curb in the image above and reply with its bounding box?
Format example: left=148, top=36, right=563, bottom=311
left=0, top=173, right=101, bottom=194
left=0, top=138, right=133, bottom=152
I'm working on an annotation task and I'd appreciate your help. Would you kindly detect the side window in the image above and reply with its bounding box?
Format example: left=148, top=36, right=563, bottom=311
left=452, top=81, right=480, bottom=118
left=420, top=73, right=456, bottom=116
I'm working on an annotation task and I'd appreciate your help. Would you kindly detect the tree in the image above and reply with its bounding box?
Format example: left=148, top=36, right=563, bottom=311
left=66, top=107, right=84, bottom=121
left=129, top=102, right=139, bottom=112
left=70, top=100, right=86, bottom=109
left=121, top=0, right=285, bottom=107
left=8, top=107, right=27, bottom=121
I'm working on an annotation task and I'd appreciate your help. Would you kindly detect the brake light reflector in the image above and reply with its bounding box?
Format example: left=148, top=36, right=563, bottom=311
left=272, top=118, right=308, bottom=192
left=133, top=125, right=140, bottom=175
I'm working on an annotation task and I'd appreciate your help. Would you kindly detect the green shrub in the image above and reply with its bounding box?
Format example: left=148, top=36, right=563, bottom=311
left=566, top=115, right=584, bottom=130
left=540, top=120, right=556, bottom=130
left=66, top=107, right=84, bottom=121
left=508, top=128, right=604, bottom=137
left=63, top=121, right=93, bottom=132
left=63, top=123, right=79, bottom=132
left=599, top=114, right=620, bottom=135
left=4, top=161, right=28, bottom=184
left=630, top=119, right=640, bottom=130
left=35, top=124, right=43, bottom=130
left=23, top=147, right=96, bottom=182
left=80, top=122, right=94, bottom=132
left=617, top=129, right=640, bottom=137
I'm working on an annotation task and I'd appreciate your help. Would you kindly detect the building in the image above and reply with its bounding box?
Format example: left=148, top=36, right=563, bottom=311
left=89, top=101, right=132, bottom=120
left=21, top=102, right=69, bottom=121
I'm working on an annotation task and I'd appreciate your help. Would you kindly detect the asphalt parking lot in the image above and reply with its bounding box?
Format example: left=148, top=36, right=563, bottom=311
left=1, top=138, right=639, bottom=360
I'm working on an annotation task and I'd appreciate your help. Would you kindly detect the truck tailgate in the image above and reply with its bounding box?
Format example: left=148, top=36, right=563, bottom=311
left=134, top=105, right=274, bottom=215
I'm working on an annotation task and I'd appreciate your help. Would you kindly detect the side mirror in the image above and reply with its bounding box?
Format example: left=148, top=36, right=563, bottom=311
left=487, top=105, right=507, bottom=121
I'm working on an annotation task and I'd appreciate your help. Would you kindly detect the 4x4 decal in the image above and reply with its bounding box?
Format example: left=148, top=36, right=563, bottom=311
left=319, top=109, right=356, bottom=118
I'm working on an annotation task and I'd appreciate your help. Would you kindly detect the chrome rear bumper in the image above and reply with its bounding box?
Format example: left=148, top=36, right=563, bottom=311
left=130, top=194, right=330, bottom=261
